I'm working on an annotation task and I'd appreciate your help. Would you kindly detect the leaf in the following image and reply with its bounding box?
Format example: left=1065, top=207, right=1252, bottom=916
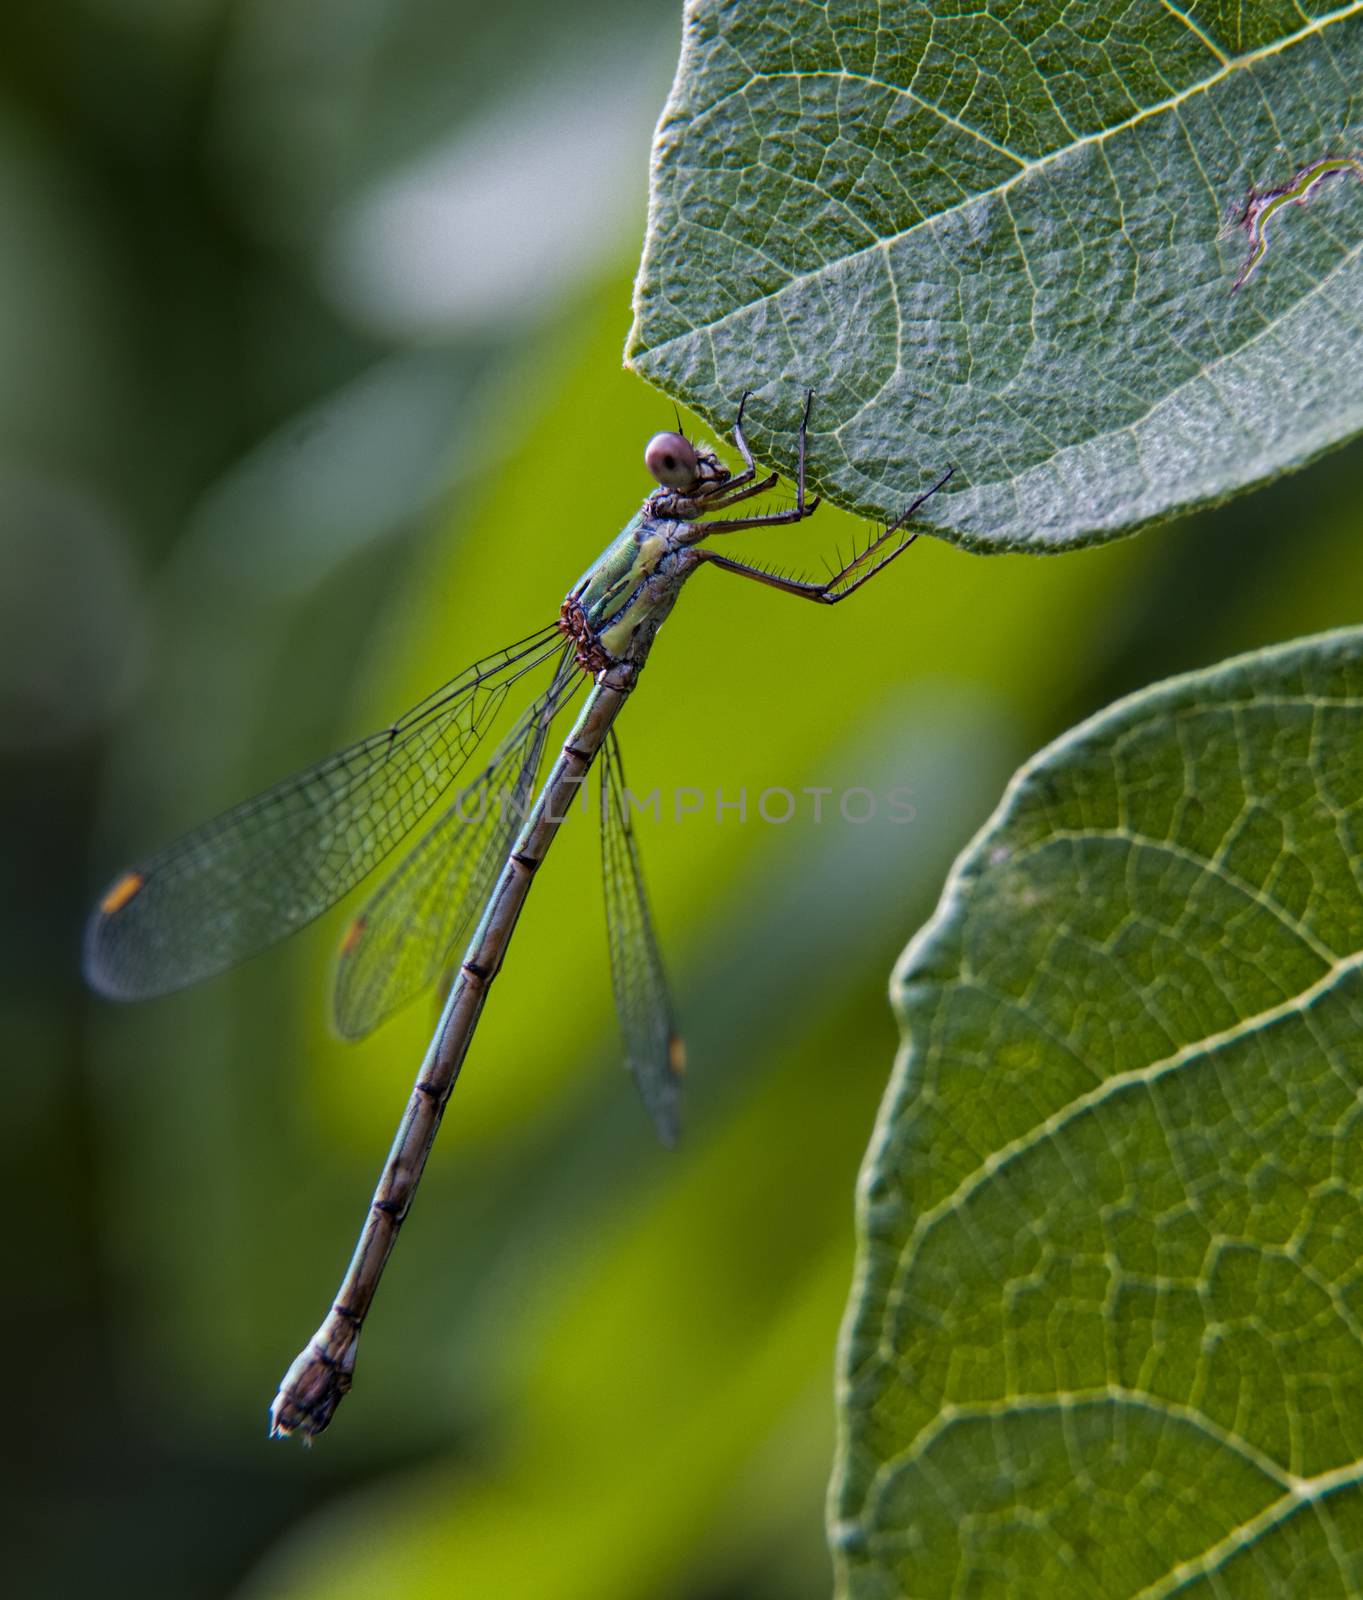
left=628, top=2, right=1363, bottom=551
left=831, top=626, right=1363, bottom=1597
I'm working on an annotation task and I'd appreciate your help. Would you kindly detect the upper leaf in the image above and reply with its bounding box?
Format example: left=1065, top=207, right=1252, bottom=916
left=629, top=2, right=1363, bottom=550
left=831, top=625, right=1363, bottom=1596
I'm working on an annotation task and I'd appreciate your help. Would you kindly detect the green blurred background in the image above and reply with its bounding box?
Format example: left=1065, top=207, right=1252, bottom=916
left=4, top=3, right=1362, bottom=1597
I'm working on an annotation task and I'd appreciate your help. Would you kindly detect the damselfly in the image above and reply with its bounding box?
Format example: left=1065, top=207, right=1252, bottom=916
left=85, top=394, right=950, bottom=1439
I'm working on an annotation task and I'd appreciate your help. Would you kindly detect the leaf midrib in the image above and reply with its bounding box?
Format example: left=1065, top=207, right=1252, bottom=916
left=633, top=0, right=1363, bottom=360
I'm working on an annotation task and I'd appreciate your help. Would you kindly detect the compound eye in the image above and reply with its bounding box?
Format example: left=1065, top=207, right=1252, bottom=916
left=644, top=431, right=699, bottom=490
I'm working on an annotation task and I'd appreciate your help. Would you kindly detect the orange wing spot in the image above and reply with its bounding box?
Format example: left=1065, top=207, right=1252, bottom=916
left=100, top=871, right=145, bottom=915
left=668, top=1033, right=687, bottom=1077
left=340, top=916, right=367, bottom=956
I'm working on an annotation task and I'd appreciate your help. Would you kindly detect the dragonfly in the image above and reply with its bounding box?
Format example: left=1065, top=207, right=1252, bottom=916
left=84, top=393, right=950, bottom=1440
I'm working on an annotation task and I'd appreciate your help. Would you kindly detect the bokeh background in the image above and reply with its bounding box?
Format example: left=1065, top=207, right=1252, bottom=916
left=5, top=3, right=1363, bottom=1597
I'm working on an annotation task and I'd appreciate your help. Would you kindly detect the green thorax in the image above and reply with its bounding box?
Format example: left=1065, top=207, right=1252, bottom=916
left=564, top=512, right=696, bottom=669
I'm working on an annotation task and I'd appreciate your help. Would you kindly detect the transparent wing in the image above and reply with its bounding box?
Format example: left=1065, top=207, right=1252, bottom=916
left=600, top=729, right=683, bottom=1146
left=85, top=626, right=564, bottom=1000
left=333, top=652, right=582, bottom=1039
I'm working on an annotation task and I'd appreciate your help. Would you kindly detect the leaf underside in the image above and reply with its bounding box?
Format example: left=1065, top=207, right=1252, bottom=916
left=831, top=626, right=1363, bottom=1597
left=629, top=1, right=1363, bottom=551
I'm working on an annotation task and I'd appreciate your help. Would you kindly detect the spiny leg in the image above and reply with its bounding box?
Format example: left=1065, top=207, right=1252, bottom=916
left=693, top=390, right=761, bottom=502
left=656, top=393, right=769, bottom=514
left=696, top=389, right=821, bottom=533
left=694, top=497, right=821, bottom=533
left=696, top=470, right=779, bottom=515
left=697, top=467, right=953, bottom=605
left=728, top=389, right=757, bottom=479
